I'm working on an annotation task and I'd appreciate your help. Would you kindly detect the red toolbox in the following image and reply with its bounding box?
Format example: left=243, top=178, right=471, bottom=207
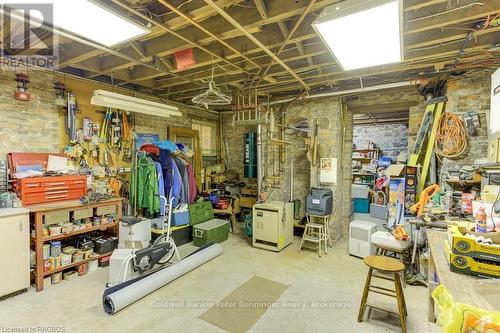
left=15, top=176, right=87, bottom=205
left=8, top=152, right=87, bottom=205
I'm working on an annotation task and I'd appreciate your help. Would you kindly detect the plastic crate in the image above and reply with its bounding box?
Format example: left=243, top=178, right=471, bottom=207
left=189, top=201, right=214, bottom=225
left=171, top=210, right=189, bottom=226
left=192, top=219, right=230, bottom=247
left=353, top=198, right=370, bottom=213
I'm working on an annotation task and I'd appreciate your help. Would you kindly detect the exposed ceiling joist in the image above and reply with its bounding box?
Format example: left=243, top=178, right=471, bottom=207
left=254, top=0, right=268, bottom=19
left=203, top=0, right=310, bottom=90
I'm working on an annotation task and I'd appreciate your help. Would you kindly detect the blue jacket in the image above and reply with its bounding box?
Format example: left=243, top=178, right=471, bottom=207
left=159, top=149, right=182, bottom=206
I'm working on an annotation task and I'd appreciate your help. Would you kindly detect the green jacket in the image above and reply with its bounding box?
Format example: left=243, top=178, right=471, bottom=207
left=130, top=156, right=160, bottom=214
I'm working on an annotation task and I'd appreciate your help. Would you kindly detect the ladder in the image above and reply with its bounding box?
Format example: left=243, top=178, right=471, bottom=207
left=408, top=96, right=447, bottom=195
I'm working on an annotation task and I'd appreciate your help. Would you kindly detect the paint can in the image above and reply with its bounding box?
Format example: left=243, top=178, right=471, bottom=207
left=43, top=260, right=51, bottom=273
left=92, top=217, right=101, bottom=226
left=77, top=263, right=88, bottom=276
left=61, top=223, right=74, bottom=234
left=49, top=225, right=62, bottom=236
left=51, top=272, right=62, bottom=284
left=49, top=256, right=61, bottom=270
left=61, top=253, right=72, bottom=266
left=63, top=271, right=77, bottom=281
left=43, top=277, right=51, bottom=289
left=50, top=241, right=62, bottom=257
left=88, top=260, right=98, bottom=273
left=107, top=215, right=114, bottom=224
left=43, top=244, right=50, bottom=260
left=101, top=216, right=108, bottom=225
left=72, top=251, right=84, bottom=263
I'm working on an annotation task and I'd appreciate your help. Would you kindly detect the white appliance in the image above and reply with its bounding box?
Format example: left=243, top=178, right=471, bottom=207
left=118, top=218, right=151, bottom=249
left=0, top=208, right=30, bottom=297
left=488, top=68, right=500, bottom=162
left=371, top=230, right=411, bottom=250
left=252, top=201, right=294, bottom=252
left=349, top=220, right=377, bottom=258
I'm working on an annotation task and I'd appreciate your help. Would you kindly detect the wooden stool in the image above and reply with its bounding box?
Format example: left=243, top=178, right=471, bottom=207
left=298, top=213, right=332, bottom=256
left=374, top=244, right=410, bottom=288
left=358, top=256, right=407, bottom=333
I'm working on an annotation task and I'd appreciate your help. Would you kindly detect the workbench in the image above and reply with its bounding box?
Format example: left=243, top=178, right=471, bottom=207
left=426, top=229, right=499, bottom=322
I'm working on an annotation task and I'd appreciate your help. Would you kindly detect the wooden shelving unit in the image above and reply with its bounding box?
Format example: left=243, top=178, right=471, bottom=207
left=30, top=198, right=122, bottom=291
left=35, top=221, right=119, bottom=242
left=43, top=251, right=113, bottom=276
left=352, top=148, right=380, bottom=188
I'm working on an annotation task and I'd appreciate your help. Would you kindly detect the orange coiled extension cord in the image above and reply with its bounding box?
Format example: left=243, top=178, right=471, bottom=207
left=434, top=112, right=468, bottom=160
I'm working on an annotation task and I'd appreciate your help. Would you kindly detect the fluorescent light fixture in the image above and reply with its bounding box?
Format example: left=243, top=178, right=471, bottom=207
left=313, top=0, right=403, bottom=70
left=2, top=0, right=149, bottom=46
left=91, top=90, right=181, bottom=118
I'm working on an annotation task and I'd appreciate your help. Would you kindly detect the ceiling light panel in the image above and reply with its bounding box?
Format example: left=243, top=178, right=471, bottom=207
left=313, top=0, right=403, bottom=71
left=2, top=0, right=149, bottom=46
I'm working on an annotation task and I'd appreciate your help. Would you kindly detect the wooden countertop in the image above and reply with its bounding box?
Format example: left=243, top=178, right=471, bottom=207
left=27, top=197, right=123, bottom=213
left=0, top=207, right=29, bottom=217
left=427, top=229, right=500, bottom=311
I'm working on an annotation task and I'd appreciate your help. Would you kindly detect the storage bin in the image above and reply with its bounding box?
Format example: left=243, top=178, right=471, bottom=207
left=171, top=210, right=190, bottom=226
left=189, top=201, right=214, bottom=225
left=192, top=219, right=230, bottom=247
left=352, top=184, right=370, bottom=199
left=171, top=225, right=192, bottom=246
left=353, top=198, right=370, bottom=213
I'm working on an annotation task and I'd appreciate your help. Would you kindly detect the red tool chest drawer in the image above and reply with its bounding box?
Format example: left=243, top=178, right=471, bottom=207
left=16, top=176, right=87, bottom=206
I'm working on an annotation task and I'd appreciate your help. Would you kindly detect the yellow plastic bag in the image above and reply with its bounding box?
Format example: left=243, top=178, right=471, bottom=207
left=432, top=284, right=500, bottom=333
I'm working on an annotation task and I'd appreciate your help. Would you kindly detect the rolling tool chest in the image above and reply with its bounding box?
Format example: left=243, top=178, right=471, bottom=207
left=8, top=153, right=87, bottom=206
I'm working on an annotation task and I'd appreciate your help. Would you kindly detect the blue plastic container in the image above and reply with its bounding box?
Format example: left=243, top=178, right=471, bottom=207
left=171, top=210, right=190, bottom=226
left=353, top=198, right=370, bottom=213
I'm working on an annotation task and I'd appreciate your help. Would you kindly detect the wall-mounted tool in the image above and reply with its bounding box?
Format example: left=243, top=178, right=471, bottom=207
left=14, top=73, right=31, bottom=101
left=53, top=81, right=67, bottom=107
left=66, top=93, right=77, bottom=143
left=462, top=111, right=480, bottom=136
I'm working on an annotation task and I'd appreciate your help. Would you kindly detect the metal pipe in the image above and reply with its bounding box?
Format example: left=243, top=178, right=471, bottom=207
left=257, top=123, right=263, bottom=195
left=268, top=81, right=417, bottom=105
left=290, top=158, right=294, bottom=202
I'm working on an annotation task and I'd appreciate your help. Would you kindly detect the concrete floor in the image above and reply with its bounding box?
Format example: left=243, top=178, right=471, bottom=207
left=0, top=226, right=440, bottom=333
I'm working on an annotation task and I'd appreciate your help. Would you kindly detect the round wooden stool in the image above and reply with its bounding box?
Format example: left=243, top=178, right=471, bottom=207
left=358, top=256, right=408, bottom=333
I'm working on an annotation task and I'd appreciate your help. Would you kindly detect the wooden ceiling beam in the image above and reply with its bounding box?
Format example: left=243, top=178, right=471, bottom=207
left=405, top=1, right=499, bottom=34
left=254, top=0, right=268, bottom=20
left=154, top=43, right=329, bottom=89
left=156, top=0, right=261, bottom=70
left=93, top=0, right=330, bottom=75
left=404, top=0, right=448, bottom=12
left=58, top=0, right=243, bottom=69
left=253, top=0, right=317, bottom=88
left=406, top=24, right=500, bottom=50
left=110, top=0, right=251, bottom=75
left=203, top=0, right=310, bottom=90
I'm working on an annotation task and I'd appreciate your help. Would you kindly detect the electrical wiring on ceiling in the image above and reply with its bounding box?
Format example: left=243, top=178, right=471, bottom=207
left=434, top=112, right=468, bottom=160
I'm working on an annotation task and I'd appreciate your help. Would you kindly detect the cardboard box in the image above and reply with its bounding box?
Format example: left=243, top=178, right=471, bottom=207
left=449, top=252, right=500, bottom=279
left=448, top=225, right=500, bottom=263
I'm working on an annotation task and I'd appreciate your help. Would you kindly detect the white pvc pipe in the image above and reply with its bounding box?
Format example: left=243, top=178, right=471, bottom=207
left=103, top=243, right=223, bottom=314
